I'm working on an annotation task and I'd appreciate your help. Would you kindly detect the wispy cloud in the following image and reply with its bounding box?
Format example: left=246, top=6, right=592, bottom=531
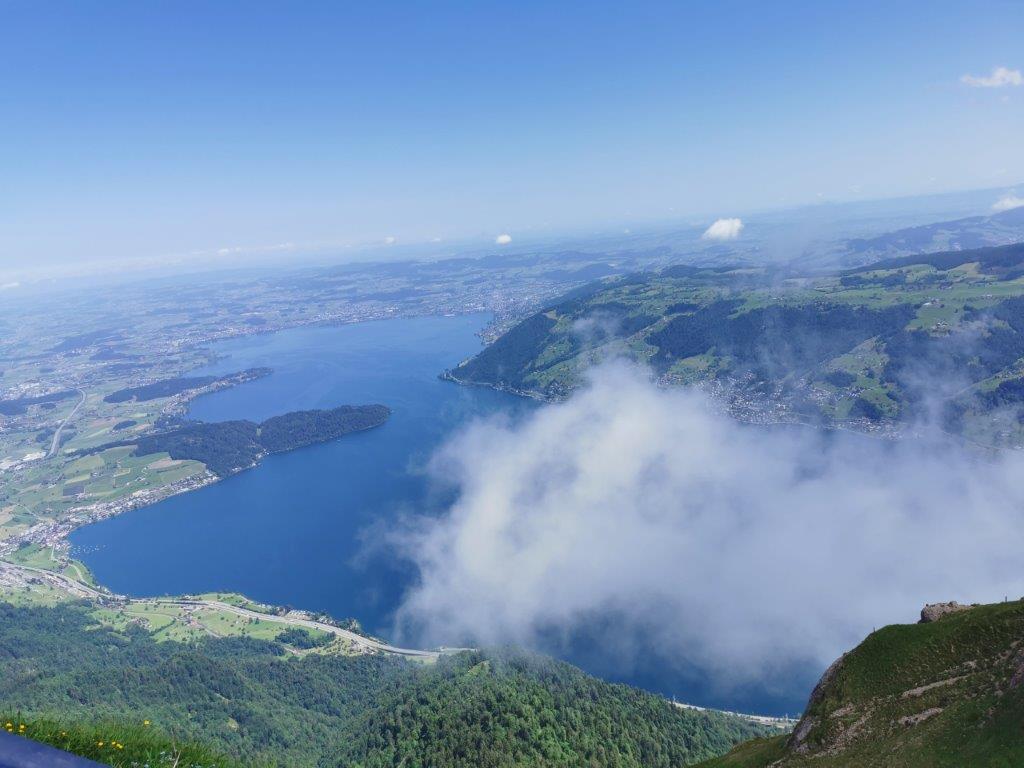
left=495, top=233, right=512, bottom=245
left=961, top=66, right=1022, bottom=88
left=394, top=364, right=1024, bottom=688
left=702, top=218, right=744, bottom=241
left=993, top=194, right=1024, bottom=213
left=0, top=281, right=20, bottom=290
left=214, top=242, right=296, bottom=258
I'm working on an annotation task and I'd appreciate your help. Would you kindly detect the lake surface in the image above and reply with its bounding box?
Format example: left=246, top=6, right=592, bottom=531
left=72, top=314, right=531, bottom=631
left=72, top=313, right=811, bottom=715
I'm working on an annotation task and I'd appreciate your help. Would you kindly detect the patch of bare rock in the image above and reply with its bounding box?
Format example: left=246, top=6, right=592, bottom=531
left=919, top=601, right=975, bottom=623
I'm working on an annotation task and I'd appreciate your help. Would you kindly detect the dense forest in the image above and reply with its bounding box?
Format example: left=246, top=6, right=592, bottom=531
left=134, top=419, right=263, bottom=476
left=91, top=403, right=390, bottom=477
left=452, top=312, right=562, bottom=390
left=649, top=301, right=915, bottom=375
left=0, top=602, right=768, bottom=767
left=260, top=404, right=390, bottom=454
left=104, top=375, right=219, bottom=403
left=50, top=329, right=122, bottom=353
left=103, top=368, right=271, bottom=403
left=0, top=389, right=77, bottom=416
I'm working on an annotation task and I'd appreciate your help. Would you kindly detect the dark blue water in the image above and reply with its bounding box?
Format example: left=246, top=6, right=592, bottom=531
left=71, top=314, right=531, bottom=631
left=71, top=313, right=812, bottom=716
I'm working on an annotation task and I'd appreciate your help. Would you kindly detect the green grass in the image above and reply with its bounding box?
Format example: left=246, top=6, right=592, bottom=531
left=195, top=608, right=291, bottom=640
left=195, top=592, right=277, bottom=612
left=820, top=601, right=1022, bottom=703
left=7, top=543, right=58, bottom=570
left=694, top=600, right=1024, bottom=768
left=62, top=559, right=96, bottom=585
left=79, top=598, right=346, bottom=649
left=0, top=580, right=68, bottom=607
left=696, top=735, right=788, bottom=767
left=1, top=715, right=246, bottom=767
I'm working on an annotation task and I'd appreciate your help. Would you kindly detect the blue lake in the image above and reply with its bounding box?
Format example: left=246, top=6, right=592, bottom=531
left=72, top=314, right=530, bottom=630
left=72, top=313, right=811, bottom=716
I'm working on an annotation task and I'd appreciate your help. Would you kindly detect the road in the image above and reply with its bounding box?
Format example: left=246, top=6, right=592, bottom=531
left=672, top=701, right=799, bottom=730
left=47, top=389, right=86, bottom=458
left=165, top=598, right=442, bottom=657
left=0, top=561, right=442, bottom=658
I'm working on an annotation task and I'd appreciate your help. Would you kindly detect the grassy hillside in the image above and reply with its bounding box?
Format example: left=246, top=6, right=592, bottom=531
left=3, top=715, right=244, bottom=767
left=0, top=602, right=770, bottom=767
left=695, top=599, right=1024, bottom=768
left=452, top=242, right=1024, bottom=444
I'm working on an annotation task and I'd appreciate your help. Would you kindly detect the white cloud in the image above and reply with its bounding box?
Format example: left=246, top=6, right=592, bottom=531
left=383, top=236, right=397, bottom=245
left=702, top=218, right=744, bottom=241
left=394, top=364, right=1024, bottom=687
left=0, top=281, right=20, bottom=290
left=495, top=233, right=512, bottom=245
left=961, top=66, right=1023, bottom=88
left=993, top=194, right=1024, bottom=213
left=211, top=242, right=296, bottom=258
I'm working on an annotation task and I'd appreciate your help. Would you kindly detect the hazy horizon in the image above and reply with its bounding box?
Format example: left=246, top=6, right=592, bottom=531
left=1, top=181, right=1021, bottom=289
left=3, top=1, right=1022, bottom=282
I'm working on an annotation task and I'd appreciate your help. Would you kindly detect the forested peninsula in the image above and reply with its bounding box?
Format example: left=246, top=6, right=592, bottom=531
left=83, top=404, right=390, bottom=477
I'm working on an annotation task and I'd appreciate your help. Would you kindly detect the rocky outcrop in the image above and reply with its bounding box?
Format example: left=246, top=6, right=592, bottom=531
left=1009, top=646, right=1024, bottom=689
left=919, top=601, right=974, bottom=623
left=898, top=707, right=943, bottom=727
left=788, top=716, right=818, bottom=755
left=788, top=653, right=847, bottom=753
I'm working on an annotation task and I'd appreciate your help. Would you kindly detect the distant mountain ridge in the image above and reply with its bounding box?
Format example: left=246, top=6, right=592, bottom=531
left=838, top=204, right=1024, bottom=267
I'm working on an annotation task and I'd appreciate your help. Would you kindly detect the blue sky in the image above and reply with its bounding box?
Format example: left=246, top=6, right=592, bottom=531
left=1, top=1, right=1022, bottom=277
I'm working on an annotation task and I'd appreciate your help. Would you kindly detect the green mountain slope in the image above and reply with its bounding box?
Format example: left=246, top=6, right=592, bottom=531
left=0, top=602, right=770, bottom=767
left=451, top=242, right=1024, bottom=445
left=695, top=599, right=1024, bottom=768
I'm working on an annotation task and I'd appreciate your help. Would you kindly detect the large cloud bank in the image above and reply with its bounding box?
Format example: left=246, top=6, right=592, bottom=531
left=395, top=364, right=1024, bottom=685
